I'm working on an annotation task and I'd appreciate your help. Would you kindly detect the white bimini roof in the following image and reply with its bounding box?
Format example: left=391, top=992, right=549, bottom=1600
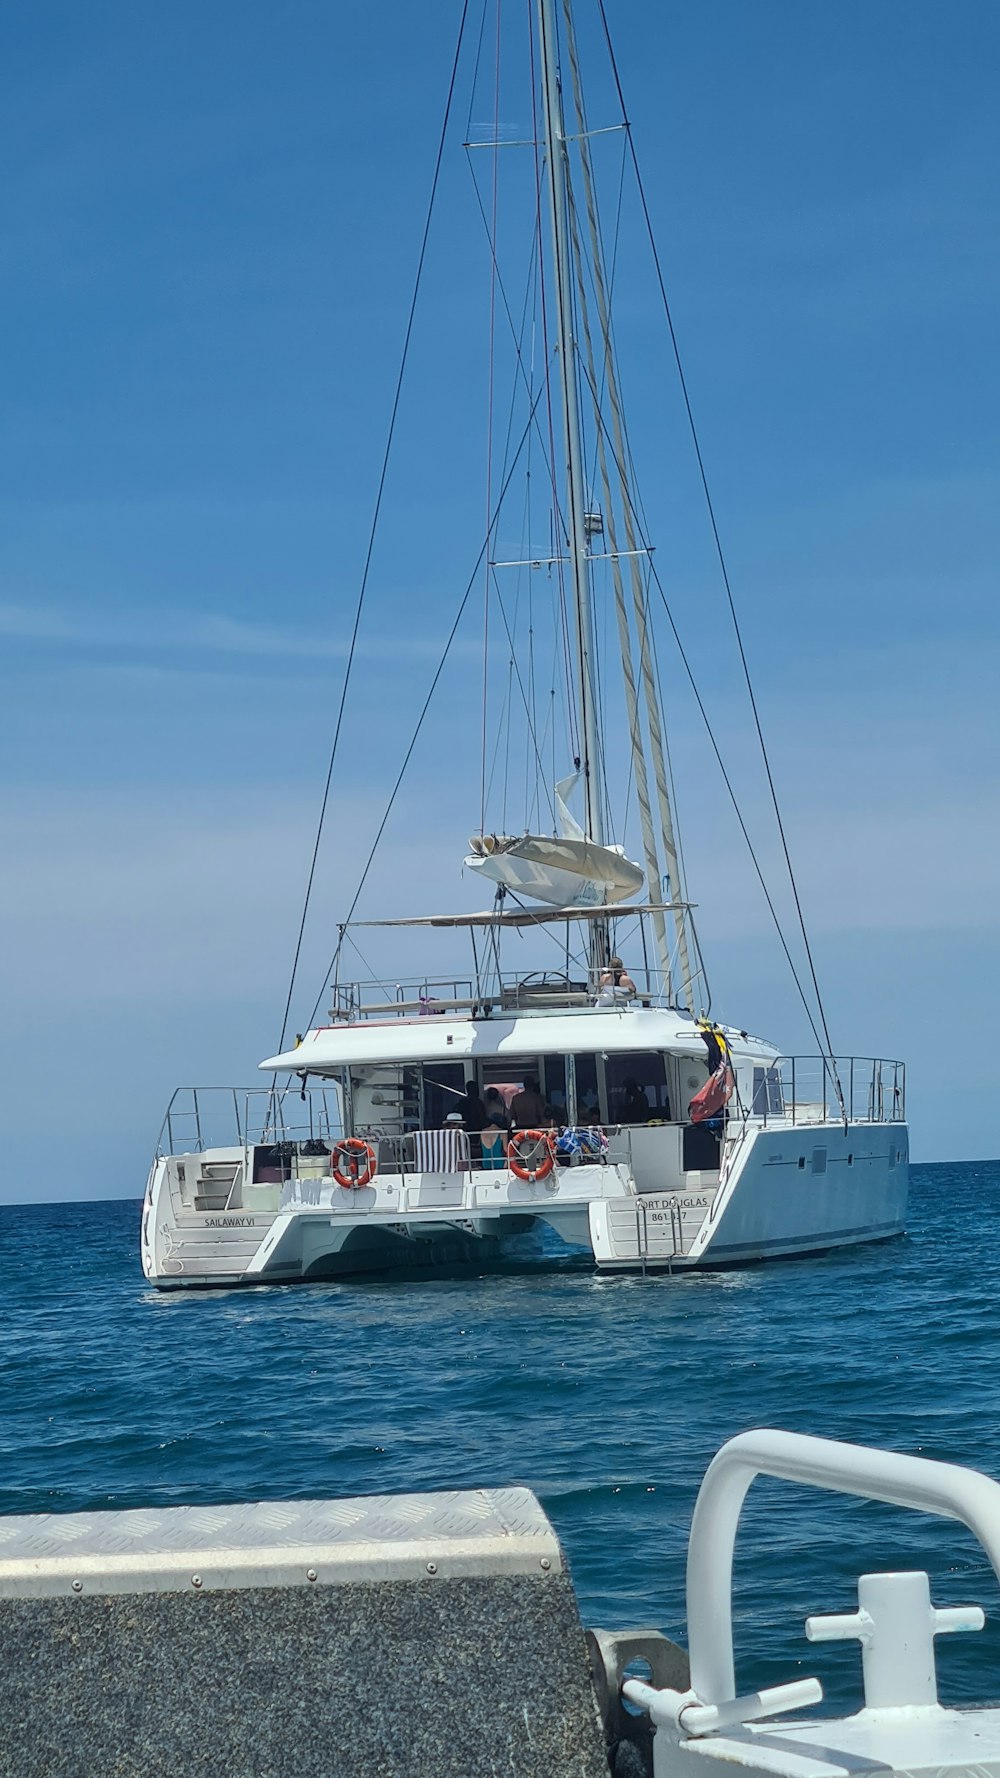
left=259, top=1006, right=778, bottom=1073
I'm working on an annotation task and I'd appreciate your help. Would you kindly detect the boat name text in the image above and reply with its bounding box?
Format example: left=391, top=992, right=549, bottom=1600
left=647, top=1197, right=712, bottom=1216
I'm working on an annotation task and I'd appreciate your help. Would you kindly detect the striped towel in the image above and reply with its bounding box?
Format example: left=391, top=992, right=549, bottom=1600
left=412, top=1128, right=470, bottom=1173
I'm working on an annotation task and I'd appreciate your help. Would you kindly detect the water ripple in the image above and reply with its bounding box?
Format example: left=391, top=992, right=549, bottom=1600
left=2, top=1163, right=999, bottom=1709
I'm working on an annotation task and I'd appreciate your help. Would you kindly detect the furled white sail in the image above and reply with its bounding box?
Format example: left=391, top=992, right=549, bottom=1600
left=465, top=834, right=644, bottom=907
left=553, top=772, right=586, bottom=841
left=465, top=777, right=644, bottom=907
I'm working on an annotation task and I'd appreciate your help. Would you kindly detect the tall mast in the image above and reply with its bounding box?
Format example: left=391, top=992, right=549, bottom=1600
left=536, top=0, right=604, bottom=849
left=559, top=0, right=695, bottom=1008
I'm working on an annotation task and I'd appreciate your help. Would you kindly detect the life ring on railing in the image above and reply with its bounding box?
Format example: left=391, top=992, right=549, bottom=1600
left=506, top=1128, right=556, bottom=1183
left=331, top=1137, right=377, bottom=1190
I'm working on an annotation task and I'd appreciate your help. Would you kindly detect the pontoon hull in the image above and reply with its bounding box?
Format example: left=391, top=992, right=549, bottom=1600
left=141, top=1122, right=908, bottom=1288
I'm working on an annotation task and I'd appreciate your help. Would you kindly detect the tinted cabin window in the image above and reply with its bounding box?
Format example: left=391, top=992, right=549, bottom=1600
left=605, top=1053, right=670, bottom=1124
left=422, top=1063, right=467, bottom=1129
left=401, top=1066, right=421, bottom=1130
left=751, top=1066, right=784, bottom=1117
left=574, top=1053, right=600, bottom=1124
left=541, top=1056, right=567, bottom=1122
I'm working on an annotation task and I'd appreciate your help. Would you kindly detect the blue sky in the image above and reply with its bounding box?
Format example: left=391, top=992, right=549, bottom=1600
left=2, top=0, right=998, bottom=1200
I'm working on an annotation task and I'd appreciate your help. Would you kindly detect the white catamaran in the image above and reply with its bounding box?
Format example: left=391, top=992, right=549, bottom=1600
left=141, top=0, right=907, bottom=1289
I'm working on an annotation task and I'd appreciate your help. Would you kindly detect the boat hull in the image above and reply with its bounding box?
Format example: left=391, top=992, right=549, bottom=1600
left=141, top=1121, right=908, bottom=1287
left=590, top=1118, right=908, bottom=1271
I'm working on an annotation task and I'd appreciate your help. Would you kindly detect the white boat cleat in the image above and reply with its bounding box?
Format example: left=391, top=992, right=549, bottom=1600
left=621, top=1429, right=1000, bottom=1778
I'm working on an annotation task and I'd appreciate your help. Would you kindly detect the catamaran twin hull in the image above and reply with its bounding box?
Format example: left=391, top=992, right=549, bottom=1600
left=141, top=1018, right=907, bottom=1288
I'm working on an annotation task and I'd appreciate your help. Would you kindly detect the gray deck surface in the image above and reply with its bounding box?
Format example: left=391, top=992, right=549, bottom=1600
left=0, top=1488, right=608, bottom=1778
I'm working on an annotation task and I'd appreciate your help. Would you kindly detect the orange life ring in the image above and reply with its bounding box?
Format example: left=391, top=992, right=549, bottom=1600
left=331, top=1137, right=377, bottom=1190
left=506, top=1128, right=556, bottom=1183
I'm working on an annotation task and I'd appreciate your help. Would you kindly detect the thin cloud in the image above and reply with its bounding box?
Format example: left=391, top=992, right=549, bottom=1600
left=0, top=599, right=474, bottom=663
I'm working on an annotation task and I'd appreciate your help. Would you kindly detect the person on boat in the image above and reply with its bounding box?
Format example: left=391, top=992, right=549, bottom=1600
left=596, top=956, right=636, bottom=1007
left=509, top=1076, right=549, bottom=1130
left=617, top=1077, right=650, bottom=1124
left=440, top=1107, right=475, bottom=1163
left=483, top=1086, right=510, bottom=1130
left=457, top=1080, right=488, bottom=1133
left=579, top=1087, right=601, bottom=1123
left=479, top=1119, right=507, bottom=1171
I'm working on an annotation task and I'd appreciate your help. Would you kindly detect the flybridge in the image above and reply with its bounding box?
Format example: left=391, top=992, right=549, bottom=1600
left=303, top=903, right=702, bottom=1039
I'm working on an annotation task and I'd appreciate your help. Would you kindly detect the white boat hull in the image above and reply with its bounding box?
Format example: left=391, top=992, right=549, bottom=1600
left=141, top=1120, right=908, bottom=1288
left=591, top=1119, right=908, bottom=1269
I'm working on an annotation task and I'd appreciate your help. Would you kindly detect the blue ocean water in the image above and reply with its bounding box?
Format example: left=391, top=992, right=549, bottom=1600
left=2, top=1161, right=1000, bottom=1712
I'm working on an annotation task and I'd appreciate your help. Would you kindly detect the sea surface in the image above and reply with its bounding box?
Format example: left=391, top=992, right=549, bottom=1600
left=2, top=1160, right=1000, bottom=1712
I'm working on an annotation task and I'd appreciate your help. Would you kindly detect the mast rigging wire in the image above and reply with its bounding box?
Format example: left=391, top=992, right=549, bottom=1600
left=479, top=0, right=503, bottom=836
left=562, top=0, right=695, bottom=1005
left=489, top=567, right=558, bottom=827
left=595, top=0, right=840, bottom=1090
left=304, top=384, right=550, bottom=1033
left=463, top=151, right=580, bottom=772
left=464, top=0, right=492, bottom=140
left=568, top=342, right=833, bottom=1059
left=275, top=0, right=471, bottom=1054
left=528, top=0, right=581, bottom=764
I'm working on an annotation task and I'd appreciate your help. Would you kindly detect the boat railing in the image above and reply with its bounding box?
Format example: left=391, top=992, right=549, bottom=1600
left=326, top=978, right=479, bottom=1020
left=155, top=1085, right=344, bottom=1158
left=155, top=1056, right=905, bottom=1166
left=495, top=966, right=677, bottom=1011
left=277, top=1124, right=626, bottom=1198
left=738, top=1056, right=906, bottom=1127
left=363, top=1123, right=680, bottom=1176
left=368, top=1130, right=472, bottom=1179
left=325, top=965, right=679, bottom=1021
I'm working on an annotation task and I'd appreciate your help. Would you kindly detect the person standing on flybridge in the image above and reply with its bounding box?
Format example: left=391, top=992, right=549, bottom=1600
left=596, top=957, right=636, bottom=1006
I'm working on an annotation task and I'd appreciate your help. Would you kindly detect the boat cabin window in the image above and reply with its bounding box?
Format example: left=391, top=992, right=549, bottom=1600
left=344, top=1051, right=674, bottom=1137
left=573, top=1053, right=600, bottom=1124
left=752, top=1066, right=784, bottom=1117
left=605, top=1052, right=671, bottom=1124
left=478, top=1057, right=565, bottom=1122
left=422, top=1064, right=468, bottom=1129
left=540, top=1056, right=567, bottom=1121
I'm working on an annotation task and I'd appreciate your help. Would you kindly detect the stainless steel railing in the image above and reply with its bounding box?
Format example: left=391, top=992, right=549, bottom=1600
left=325, top=965, right=683, bottom=1021
left=156, top=1085, right=344, bottom=1158
left=155, top=1054, right=905, bottom=1171
left=738, top=1056, right=906, bottom=1127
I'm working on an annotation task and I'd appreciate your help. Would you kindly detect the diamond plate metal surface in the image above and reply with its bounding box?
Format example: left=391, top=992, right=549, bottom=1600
left=0, top=1486, right=562, bottom=1597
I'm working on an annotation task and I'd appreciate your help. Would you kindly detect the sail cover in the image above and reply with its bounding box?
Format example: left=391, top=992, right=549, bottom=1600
left=466, top=774, right=645, bottom=908
left=462, top=828, right=640, bottom=903
left=465, top=832, right=644, bottom=907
